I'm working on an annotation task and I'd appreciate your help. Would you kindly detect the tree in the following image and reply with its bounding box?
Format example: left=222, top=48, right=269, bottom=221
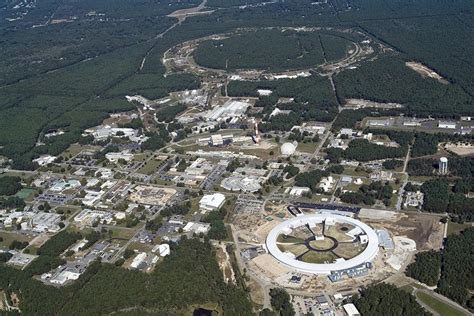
left=270, top=288, right=295, bottom=316
left=352, top=283, right=429, bottom=316
left=405, top=250, right=441, bottom=286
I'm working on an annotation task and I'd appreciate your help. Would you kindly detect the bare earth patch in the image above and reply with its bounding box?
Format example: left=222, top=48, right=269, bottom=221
left=406, top=61, right=449, bottom=84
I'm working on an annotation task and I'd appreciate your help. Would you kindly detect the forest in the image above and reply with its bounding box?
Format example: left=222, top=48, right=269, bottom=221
left=407, top=228, right=474, bottom=307
left=334, top=55, right=473, bottom=117
left=420, top=179, right=474, bottom=220
left=344, top=139, right=407, bottom=162
left=407, top=157, right=474, bottom=178
left=340, top=181, right=393, bottom=206
left=0, top=176, right=23, bottom=196
left=295, top=169, right=329, bottom=193
left=405, top=250, right=441, bottom=286
left=352, top=283, right=429, bottom=316
left=228, top=75, right=337, bottom=110
left=437, top=228, right=474, bottom=307
left=2, top=0, right=472, bottom=170
left=193, top=29, right=352, bottom=71
left=0, top=238, right=252, bottom=315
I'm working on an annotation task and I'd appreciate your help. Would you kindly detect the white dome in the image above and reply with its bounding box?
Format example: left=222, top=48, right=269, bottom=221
left=281, top=142, right=296, bottom=156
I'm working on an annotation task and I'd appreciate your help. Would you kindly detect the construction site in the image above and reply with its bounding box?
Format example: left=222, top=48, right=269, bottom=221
left=230, top=201, right=445, bottom=305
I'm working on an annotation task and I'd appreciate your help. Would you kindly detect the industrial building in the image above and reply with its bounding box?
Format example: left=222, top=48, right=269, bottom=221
left=199, top=193, right=226, bottom=211
left=342, top=303, right=361, bottom=316
left=438, top=121, right=457, bottom=129
left=105, top=151, right=134, bottom=163
left=221, top=176, right=262, bottom=193
left=204, top=100, right=251, bottom=122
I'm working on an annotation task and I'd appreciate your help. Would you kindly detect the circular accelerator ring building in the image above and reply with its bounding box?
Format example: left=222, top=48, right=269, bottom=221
left=266, top=214, right=379, bottom=275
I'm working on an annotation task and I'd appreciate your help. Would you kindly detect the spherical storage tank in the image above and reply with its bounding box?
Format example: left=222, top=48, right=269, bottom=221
left=280, top=142, right=296, bottom=156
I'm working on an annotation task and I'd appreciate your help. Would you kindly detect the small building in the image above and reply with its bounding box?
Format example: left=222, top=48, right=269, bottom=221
left=315, top=295, right=329, bottom=307
left=130, top=252, right=147, bottom=269
left=33, top=155, right=56, bottom=166
left=152, top=244, right=170, bottom=257
left=342, top=303, right=360, bottom=316
left=199, top=193, right=226, bottom=212
left=183, top=222, right=210, bottom=235
left=438, top=121, right=456, bottom=129
left=105, top=151, right=134, bottom=163
left=376, top=229, right=394, bottom=251
left=287, top=186, right=311, bottom=196
left=340, top=128, right=354, bottom=136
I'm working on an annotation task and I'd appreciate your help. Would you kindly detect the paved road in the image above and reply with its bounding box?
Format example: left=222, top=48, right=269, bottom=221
left=396, top=145, right=411, bottom=211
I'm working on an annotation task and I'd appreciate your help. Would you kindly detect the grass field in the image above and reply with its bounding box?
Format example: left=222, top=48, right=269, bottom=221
left=109, top=227, right=138, bottom=240
left=276, top=235, right=305, bottom=244
left=277, top=243, right=308, bottom=257
left=297, top=142, right=318, bottom=153
left=0, top=231, right=33, bottom=250
left=301, top=250, right=337, bottom=264
left=416, top=291, right=466, bottom=316
left=447, top=222, right=472, bottom=236
left=333, top=242, right=366, bottom=259
left=14, top=188, right=36, bottom=200
left=137, top=159, right=163, bottom=175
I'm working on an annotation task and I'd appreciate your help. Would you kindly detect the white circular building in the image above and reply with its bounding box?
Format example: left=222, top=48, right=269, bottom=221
left=266, top=214, right=379, bottom=275
left=280, top=142, right=296, bottom=156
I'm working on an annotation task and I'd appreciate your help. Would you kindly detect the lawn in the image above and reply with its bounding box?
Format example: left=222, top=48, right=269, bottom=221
left=297, top=141, right=318, bottom=153
left=137, top=159, right=163, bottom=175
left=109, top=227, right=138, bottom=240
left=0, top=231, right=34, bottom=250
left=301, top=250, right=337, bottom=264
left=14, top=188, right=36, bottom=200
left=447, top=221, right=472, bottom=236
left=277, top=235, right=305, bottom=244
left=416, top=291, right=466, bottom=316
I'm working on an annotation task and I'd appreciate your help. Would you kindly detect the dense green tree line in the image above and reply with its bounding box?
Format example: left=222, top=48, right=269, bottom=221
left=228, top=75, right=337, bottom=110
left=155, top=103, right=187, bottom=123
left=420, top=179, right=474, bottom=220
left=295, top=169, right=329, bottom=193
left=407, top=157, right=474, bottom=177
left=203, top=207, right=229, bottom=240
left=382, top=159, right=403, bottom=170
left=352, top=283, right=430, bottom=316
left=0, top=238, right=252, bottom=315
left=334, top=56, right=473, bottom=117
left=0, top=176, right=22, bottom=196
left=269, top=288, right=295, bottom=316
left=344, top=139, right=407, bottom=162
left=340, top=181, right=393, bottom=206
left=437, top=228, right=474, bottom=306
left=405, top=250, right=441, bottom=286
left=0, top=197, right=25, bottom=209
left=193, top=29, right=351, bottom=71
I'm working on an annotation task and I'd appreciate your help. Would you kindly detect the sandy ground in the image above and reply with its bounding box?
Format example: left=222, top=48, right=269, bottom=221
left=344, top=98, right=403, bottom=109
left=405, top=62, right=449, bottom=84
left=251, top=254, right=291, bottom=278
left=444, top=143, right=474, bottom=156
left=215, top=243, right=235, bottom=284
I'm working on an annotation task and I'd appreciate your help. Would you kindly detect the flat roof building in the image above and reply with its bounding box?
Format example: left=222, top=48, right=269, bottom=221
left=199, top=193, right=226, bottom=212
left=342, top=303, right=360, bottom=316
